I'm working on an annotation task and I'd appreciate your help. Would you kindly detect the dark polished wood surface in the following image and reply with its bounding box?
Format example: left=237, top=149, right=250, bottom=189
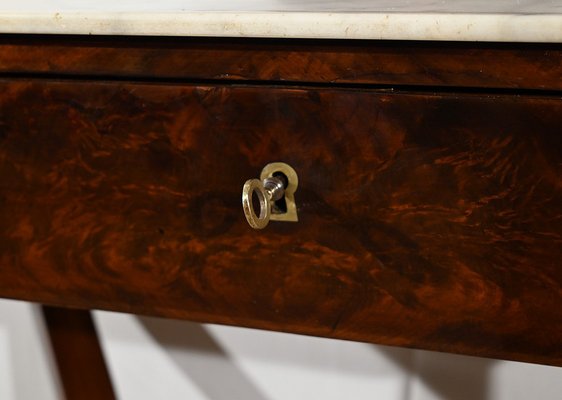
left=1, top=80, right=560, bottom=365
left=42, top=306, right=116, bottom=400
left=0, top=35, right=561, bottom=90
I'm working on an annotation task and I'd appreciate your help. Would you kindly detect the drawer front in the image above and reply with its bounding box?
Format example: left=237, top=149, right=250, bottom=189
left=0, top=80, right=560, bottom=365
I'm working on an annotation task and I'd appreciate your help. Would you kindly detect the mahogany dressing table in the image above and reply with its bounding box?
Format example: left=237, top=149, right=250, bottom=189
left=0, top=1, right=561, bottom=398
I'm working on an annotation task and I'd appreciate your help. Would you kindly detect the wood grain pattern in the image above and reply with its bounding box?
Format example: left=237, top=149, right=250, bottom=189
left=42, top=306, right=116, bottom=400
left=0, top=80, right=561, bottom=366
left=0, top=35, right=561, bottom=90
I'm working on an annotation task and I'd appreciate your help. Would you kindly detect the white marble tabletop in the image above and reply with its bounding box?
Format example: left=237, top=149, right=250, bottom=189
left=1, top=1, right=562, bottom=42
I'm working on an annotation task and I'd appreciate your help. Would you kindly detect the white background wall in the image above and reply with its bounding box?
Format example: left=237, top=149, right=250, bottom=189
left=1, top=298, right=561, bottom=400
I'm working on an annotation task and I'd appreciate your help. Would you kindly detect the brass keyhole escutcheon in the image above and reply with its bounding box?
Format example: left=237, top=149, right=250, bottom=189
left=242, top=162, right=299, bottom=229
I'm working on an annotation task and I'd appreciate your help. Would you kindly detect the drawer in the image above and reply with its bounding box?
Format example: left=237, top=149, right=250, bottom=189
left=0, top=80, right=561, bottom=365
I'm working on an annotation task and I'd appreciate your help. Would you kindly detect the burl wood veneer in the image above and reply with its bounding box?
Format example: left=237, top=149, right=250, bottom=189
left=0, top=36, right=561, bottom=90
left=0, top=80, right=560, bottom=365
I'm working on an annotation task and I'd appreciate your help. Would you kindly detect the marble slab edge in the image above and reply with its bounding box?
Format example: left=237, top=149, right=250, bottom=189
left=0, top=12, right=561, bottom=42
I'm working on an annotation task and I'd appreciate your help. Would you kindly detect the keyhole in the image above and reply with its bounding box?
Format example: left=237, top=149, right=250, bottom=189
left=259, top=162, right=298, bottom=223
left=272, top=171, right=288, bottom=214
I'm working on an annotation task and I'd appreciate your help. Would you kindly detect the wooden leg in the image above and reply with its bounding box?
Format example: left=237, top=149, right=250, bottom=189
left=42, top=306, right=116, bottom=400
